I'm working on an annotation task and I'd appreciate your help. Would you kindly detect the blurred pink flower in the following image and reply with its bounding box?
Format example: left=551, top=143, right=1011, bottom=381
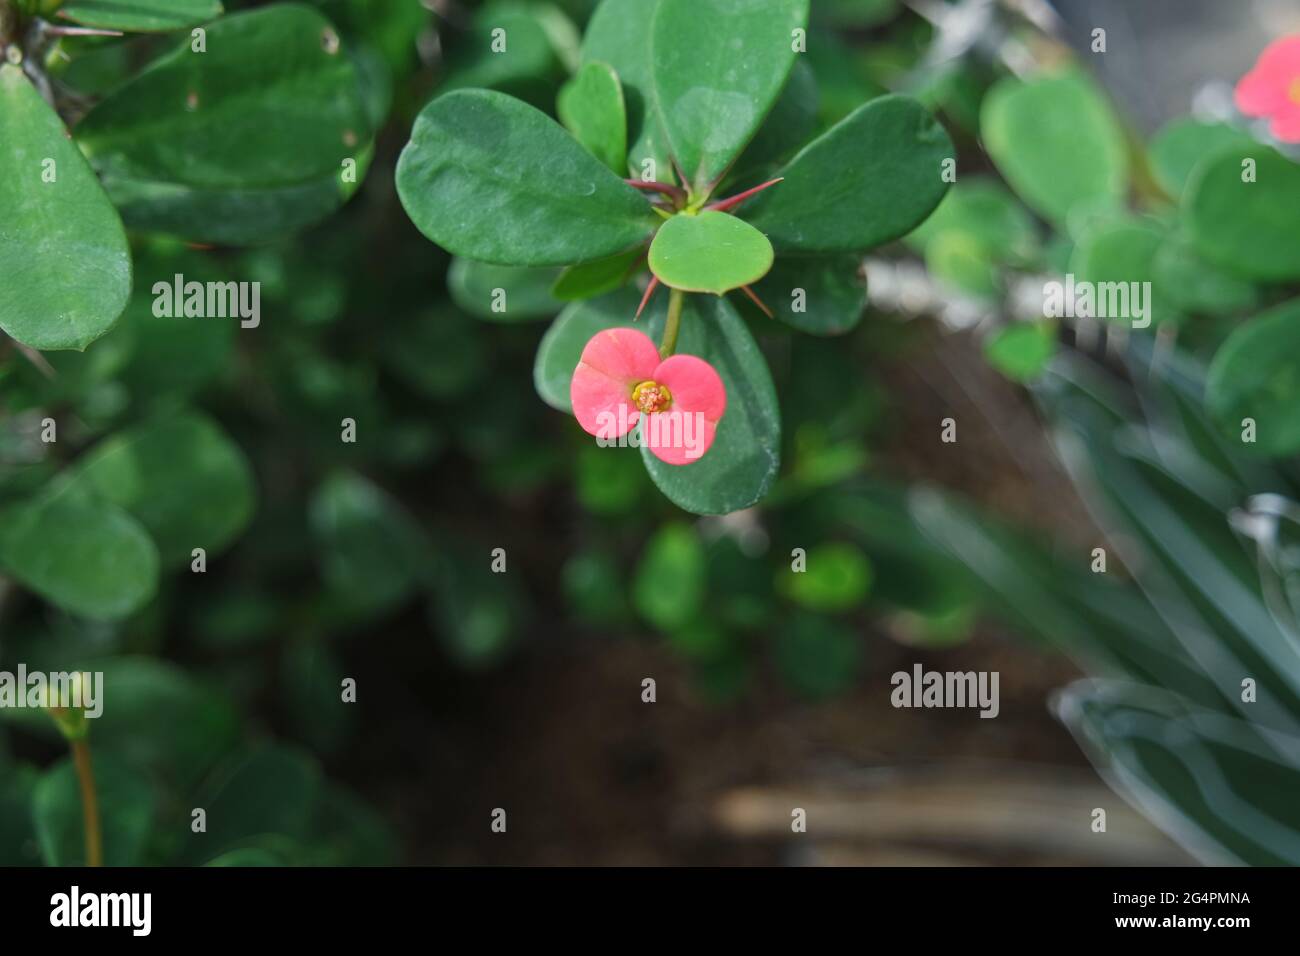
left=570, top=328, right=725, bottom=465
left=1236, top=35, right=1300, bottom=142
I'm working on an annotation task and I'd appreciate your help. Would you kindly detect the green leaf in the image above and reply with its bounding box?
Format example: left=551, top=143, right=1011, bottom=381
left=906, top=178, right=1037, bottom=263
left=448, top=257, right=562, bottom=321
left=76, top=6, right=370, bottom=196
left=59, top=0, right=222, bottom=32
left=90, top=658, right=241, bottom=792
left=533, top=293, right=634, bottom=410
left=746, top=95, right=952, bottom=254
left=1148, top=119, right=1254, bottom=199
left=648, top=211, right=774, bottom=294
left=639, top=294, right=781, bottom=514
left=69, top=411, right=256, bottom=567
left=981, top=70, right=1128, bottom=228
left=984, top=322, right=1057, bottom=383
left=1185, top=145, right=1300, bottom=281
left=0, top=64, right=131, bottom=351
left=34, top=753, right=155, bottom=866
left=182, top=745, right=321, bottom=865
left=396, top=88, right=656, bottom=266
left=650, top=0, right=809, bottom=193
left=1069, top=218, right=1171, bottom=326
left=310, top=471, right=430, bottom=614
left=582, top=0, right=674, bottom=182
left=777, top=542, right=872, bottom=612
left=633, top=523, right=706, bottom=630
left=552, top=248, right=643, bottom=301
left=1153, top=236, right=1258, bottom=318
left=441, top=1, right=566, bottom=100
left=0, top=486, right=158, bottom=621
left=772, top=612, right=862, bottom=698
left=726, top=58, right=819, bottom=187
left=558, top=61, right=627, bottom=173
left=1206, top=298, right=1300, bottom=456
left=749, top=255, right=866, bottom=335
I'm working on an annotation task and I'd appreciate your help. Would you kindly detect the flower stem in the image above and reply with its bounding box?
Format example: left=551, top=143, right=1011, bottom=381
left=661, top=288, right=684, bottom=358
left=70, top=737, right=102, bottom=867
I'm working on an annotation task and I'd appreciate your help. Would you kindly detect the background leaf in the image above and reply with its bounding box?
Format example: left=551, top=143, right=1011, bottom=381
left=34, top=753, right=156, bottom=866
left=557, top=61, right=627, bottom=173
left=0, top=64, right=131, bottom=351
left=58, top=0, right=223, bottom=32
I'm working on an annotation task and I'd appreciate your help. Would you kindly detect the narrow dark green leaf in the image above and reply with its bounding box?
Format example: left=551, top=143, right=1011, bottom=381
left=746, top=95, right=952, bottom=254
left=0, top=64, right=130, bottom=351
left=396, top=88, right=656, bottom=265
left=650, top=0, right=809, bottom=193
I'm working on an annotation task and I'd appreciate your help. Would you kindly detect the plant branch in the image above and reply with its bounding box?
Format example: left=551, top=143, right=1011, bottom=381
left=661, top=287, right=684, bottom=358
left=71, top=737, right=102, bottom=867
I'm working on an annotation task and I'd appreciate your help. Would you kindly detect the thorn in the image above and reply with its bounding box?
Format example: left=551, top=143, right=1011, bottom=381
left=706, top=178, right=784, bottom=214
left=47, top=22, right=125, bottom=37
left=624, top=178, right=685, bottom=203
left=636, top=276, right=661, bottom=320
left=739, top=284, right=774, bottom=319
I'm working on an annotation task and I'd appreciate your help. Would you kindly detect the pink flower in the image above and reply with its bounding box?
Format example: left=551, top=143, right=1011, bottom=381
left=1236, top=35, right=1300, bottom=142
left=570, top=328, right=726, bottom=465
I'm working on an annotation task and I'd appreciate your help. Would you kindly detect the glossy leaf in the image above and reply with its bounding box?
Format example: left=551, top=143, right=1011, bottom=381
left=581, top=0, right=672, bottom=181
left=746, top=95, right=952, bottom=254
left=750, top=255, right=866, bottom=335
left=557, top=61, right=627, bottom=173
left=0, top=487, right=158, bottom=621
left=76, top=6, right=369, bottom=190
left=0, top=64, right=131, bottom=351
left=34, top=753, right=155, bottom=866
left=69, top=412, right=256, bottom=567
left=727, top=59, right=819, bottom=187
left=639, top=294, right=781, bottom=514
left=648, top=211, right=774, bottom=294
left=981, top=71, right=1128, bottom=228
left=396, top=89, right=656, bottom=266
left=59, top=0, right=222, bottom=31
left=1185, top=146, right=1300, bottom=281
left=448, top=257, right=562, bottom=321
left=650, top=0, right=809, bottom=193
left=1206, top=298, right=1300, bottom=456
left=552, top=248, right=644, bottom=302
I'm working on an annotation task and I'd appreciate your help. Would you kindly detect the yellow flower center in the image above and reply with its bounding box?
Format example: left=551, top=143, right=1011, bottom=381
left=1290, top=76, right=1300, bottom=106
left=632, top=380, right=672, bottom=414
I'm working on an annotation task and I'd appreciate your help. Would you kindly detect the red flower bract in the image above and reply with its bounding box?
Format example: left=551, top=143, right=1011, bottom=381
left=570, top=328, right=726, bottom=465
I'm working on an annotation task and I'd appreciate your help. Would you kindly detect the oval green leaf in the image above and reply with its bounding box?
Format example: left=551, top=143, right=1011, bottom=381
left=557, top=61, right=627, bottom=173
left=639, top=294, right=780, bottom=514
left=746, top=95, right=952, bottom=254
left=0, top=487, right=158, bottom=621
left=981, top=70, right=1128, bottom=228
left=448, top=257, right=563, bottom=321
left=552, top=248, right=643, bottom=302
left=76, top=6, right=369, bottom=189
left=59, top=0, right=222, bottom=32
left=650, top=0, right=809, bottom=193
left=749, top=255, right=866, bottom=335
left=396, top=88, right=656, bottom=266
left=1185, top=145, right=1300, bottom=281
left=649, top=210, right=774, bottom=294
left=0, top=64, right=131, bottom=351
left=1206, top=298, right=1300, bottom=456
left=68, top=411, right=256, bottom=567
left=1148, top=119, right=1254, bottom=199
